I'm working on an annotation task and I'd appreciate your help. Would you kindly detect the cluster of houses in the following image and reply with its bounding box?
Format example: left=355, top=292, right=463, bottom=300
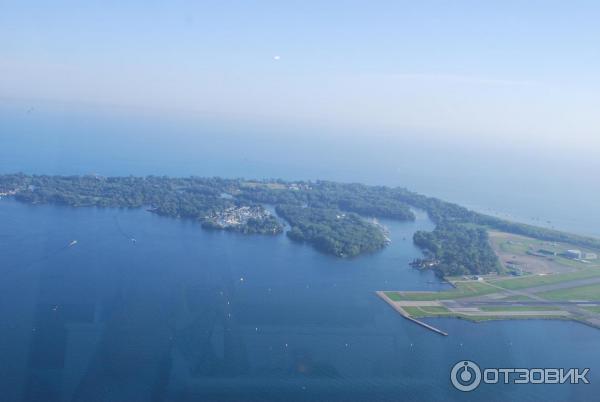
left=0, top=189, right=18, bottom=199
left=288, top=183, right=312, bottom=191
left=204, top=206, right=271, bottom=228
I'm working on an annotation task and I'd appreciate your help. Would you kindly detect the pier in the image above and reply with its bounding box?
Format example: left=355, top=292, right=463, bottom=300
left=376, top=291, right=449, bottom=336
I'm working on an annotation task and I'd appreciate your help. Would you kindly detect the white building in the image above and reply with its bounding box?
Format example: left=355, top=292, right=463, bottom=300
left=565, top=249, right=582, bottom=259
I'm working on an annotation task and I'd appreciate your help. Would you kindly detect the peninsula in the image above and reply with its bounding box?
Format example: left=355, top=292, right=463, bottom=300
left=2, top=173, right=600, bottom=330
left=2, top=173, right=598, bottom=268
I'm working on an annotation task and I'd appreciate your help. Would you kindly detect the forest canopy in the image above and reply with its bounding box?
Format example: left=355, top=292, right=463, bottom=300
left=1, top=173, right=598, bottom=274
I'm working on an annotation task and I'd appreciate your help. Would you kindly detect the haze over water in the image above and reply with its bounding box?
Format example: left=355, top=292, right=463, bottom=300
left=1, top=104, right=600, bottom=401
left=3, top=1, right=600, bottom=399
left=2, top=102, right=599, bottom=237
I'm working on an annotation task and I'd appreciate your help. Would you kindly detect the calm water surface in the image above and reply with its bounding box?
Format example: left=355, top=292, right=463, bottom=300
left=0, top=200, right=599, bottom=402
left=1, top=104, right=600, bottom=401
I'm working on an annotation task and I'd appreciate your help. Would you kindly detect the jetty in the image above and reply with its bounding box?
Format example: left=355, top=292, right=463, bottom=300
left=376, top=291, right=448, bottom=336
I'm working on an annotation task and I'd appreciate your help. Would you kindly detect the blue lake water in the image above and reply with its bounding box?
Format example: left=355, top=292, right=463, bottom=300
left=1, top=103, right=600, bottom=401
left=2, top=101, right=599, bottom=237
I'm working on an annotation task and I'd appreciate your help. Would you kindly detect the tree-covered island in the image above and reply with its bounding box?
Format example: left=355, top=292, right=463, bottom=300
left=1, top=173, right=599, bottom=274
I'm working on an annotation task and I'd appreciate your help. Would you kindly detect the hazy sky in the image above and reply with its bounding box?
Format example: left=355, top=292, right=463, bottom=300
left=1, top=1, right=599, bottom=150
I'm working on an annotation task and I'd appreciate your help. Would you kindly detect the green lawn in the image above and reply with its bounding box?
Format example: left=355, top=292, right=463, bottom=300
left=492, top=232, right=600, bottom=273
left=489, top=268, right=600, bottom=290
left=402, top=306, right=450, bottom=317
left=583, top=306, right=600, bottom=313
left=502, top=294, right=534, bottom=301
left=385, top=269, right=600, bottom=304
left=385, top=281, right=499, bottom=301
left=456, top=314, right=569, bottom=322
left=401, top=306, right=568, bottom=322
left=537, top=283, right=600, bottom=301
left=499, top=240, right=531, bottom=254
left=479, top=306, right=560, bottom=312
left=420, top=306, right=450, bottom=313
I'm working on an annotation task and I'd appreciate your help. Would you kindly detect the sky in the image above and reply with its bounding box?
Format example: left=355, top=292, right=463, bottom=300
left=1, top=0, right=600, bottom=152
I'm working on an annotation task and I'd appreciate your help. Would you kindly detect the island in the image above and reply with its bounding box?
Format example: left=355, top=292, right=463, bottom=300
left=2, top=173, right=600, bottom=331
left=2, top=173, right=598, bottom=264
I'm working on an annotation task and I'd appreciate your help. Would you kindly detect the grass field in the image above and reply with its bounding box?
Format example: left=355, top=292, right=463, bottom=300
left=537, top=283, right=600, bottom=301
left=502, top=294, right=534, bottom=301
left=479, top=306, right=560, bottom=312
left=494, top=232, right=598, bottom=258
left=402, top=306, right=450, bottom=317
left=385, top=281, right=499, bottom=301
left=401, top=305, right=568, bottom=322
left=386, top=268, right=600, bottom=302
left=454, top=314, right=570, bottom=322
left=381, top=230, right=600, bottom=329
left=240, top=181, right=287, bottom=190
left=488, top=268, right=600, bottom=290
left=489, top=231, right=600, bottom=276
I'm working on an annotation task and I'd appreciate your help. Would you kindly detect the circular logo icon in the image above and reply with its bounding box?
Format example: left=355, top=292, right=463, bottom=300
left=451, top=360, right=482, bottom=392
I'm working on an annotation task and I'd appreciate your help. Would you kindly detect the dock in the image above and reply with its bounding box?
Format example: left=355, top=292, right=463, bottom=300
left=376, top=291, right=448, bottom=336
